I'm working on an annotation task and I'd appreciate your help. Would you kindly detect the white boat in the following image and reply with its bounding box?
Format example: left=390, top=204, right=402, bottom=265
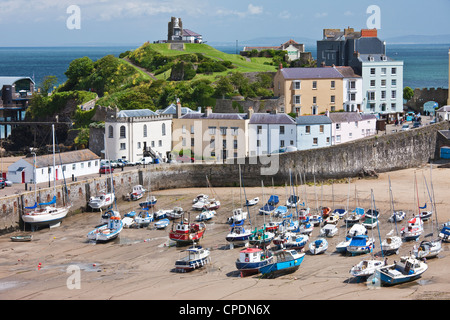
left=376, top=256, right=428, bottom=286
left=346, top=235, right=375, bottom=256
left=87, top=216, right=123, bottom=242
left=365, top=209, right=380, bottom=219
left=286, top=195, right=300, bottom=208
left=333, top=208, right=347, bottom=219
left=309, top=238, right=328, bottom=255
left=122, top=216, right=135, bottom=228
left=324, top=214, right=340, bottom=225
left=22, top=126, right=71, bottom=231
left=344, top=207, right=365, bottom=226
left=412, top=239, right=442, bottom=259
left=225, top=221, right=252, bottom=246
left=388, top=210, right=406, bottom=222
left=274, top=205, right=288, bottom=217
left=298, top=221, right=314, bottom=235
left=129, top=185, right=146, bottom=201
left=193, top=194, right=208, bottom=204
left=154, top=209, right=171, bottom=220
left=195, top=210, right=216, bottom=222
left=298, top=207, right=311, bottom=224
left=154, top=218, right=170, bottom=229
left=227, top=208, right=248, bottom=224
left=347, top=223, right=368, bottom=238
left=439, top=222, right=450, bottom=242
left=381, top=235, right=402, bottom=255
left=320, top=224, right=338, bottom=237
left=362, top=217, right=379, bottom=229
left=101, top=209, right=121, bottom=225
left=418, top=210, right=433, bottom=222
left=350, top=259, right=386, bottom=279
left=401, top=217, right=423, bottom=241
left=174, top=246, right=210, bottom=272
left=139, top=195, right=157, bottom=209
left=246, top=197, right=259, bottom=206
left=167, top=207, right=184, bottom=220
left=134, top=210, right=154, bottom=228
left=310, top=214, right=323, bottom=226
left=273, top=232, right=309, bottom=250
left=88, top=190, right=115, bottom=211
left=192, top=198, right=208, bottom=211
left=336, top=238, right=351, bottom=254
left=203, top=199, right=220, bottom=210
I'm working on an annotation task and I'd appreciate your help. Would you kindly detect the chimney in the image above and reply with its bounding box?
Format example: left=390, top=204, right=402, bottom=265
left=325, top=109, right=330, bottom=117
left=205, top=106, right=212, bottom=117
left=247, top=106, right=254, bottom=119
left=279, top=63, right=283, bottom=70
left=271, top=108, right=278, bottom=114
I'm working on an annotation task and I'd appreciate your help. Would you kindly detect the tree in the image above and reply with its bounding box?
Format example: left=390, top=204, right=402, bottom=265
left=39, top=75, right=58, bottom=95
left=213, top=76, right=234, bottom=98
left=65, top=56, right=94, bottom=83
left=403, top=86, right=414, bottom=101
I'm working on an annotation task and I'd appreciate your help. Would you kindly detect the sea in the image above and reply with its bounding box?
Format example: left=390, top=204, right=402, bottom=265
left=0, top=43, right=448, bottom=91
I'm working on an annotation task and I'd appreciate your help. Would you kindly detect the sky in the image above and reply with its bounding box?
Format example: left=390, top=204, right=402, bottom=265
left=0, top=0, right=449, bottom=46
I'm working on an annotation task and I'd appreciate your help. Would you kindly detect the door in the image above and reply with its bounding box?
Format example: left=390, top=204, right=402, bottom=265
left=22, top=171, right=25, bottom=183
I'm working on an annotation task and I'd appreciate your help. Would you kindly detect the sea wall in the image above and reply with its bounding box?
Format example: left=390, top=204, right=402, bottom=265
left=1, top=121, right=448, bottom=234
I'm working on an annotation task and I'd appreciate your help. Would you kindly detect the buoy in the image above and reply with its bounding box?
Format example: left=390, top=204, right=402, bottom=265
left=93, top=263, right=96, bottom=267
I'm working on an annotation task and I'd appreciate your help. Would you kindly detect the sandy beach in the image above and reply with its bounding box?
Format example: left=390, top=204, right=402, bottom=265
left=0, top=164, right=449, bottom=302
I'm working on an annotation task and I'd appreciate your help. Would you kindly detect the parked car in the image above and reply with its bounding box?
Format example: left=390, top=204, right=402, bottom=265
left=99, top=165, right=114, bottom=174
left=111, top=160, right=124, bottom=168
left=137, top=157, right=153, bottom=165
left=401, top=124, right=410, bottom=131
left=0, top=178, right=5, bottom=189
left=117, top=159, right=129, bottom=166
left=4, top=180, right=12, bottom=187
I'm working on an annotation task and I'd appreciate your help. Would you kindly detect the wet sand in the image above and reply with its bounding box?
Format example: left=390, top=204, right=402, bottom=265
left=0, top=165, right=449, bottom=301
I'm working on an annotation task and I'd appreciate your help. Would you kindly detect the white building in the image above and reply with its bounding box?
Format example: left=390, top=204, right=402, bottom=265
left=436, top=106, right=450, bottom=122
left=105, top=108, right=172, bottom=163
left=296, top=115, right=332, bottom=150
left=328, top=112, right=377, bottom=145
left=7, top=149, right=100, bottom=184
left=248, top=112, right=297, bottom=155
left=335, top=66, right=363, bottom=112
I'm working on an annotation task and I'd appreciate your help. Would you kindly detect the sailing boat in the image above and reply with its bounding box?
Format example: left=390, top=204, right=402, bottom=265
left=139, top=171, right=157, bottom=209
left=88, top=180, right=115, bottom=211
left=382, top=176, right=402, bottom=255
left=22, top=125, right=71, bottom=231
left=402, top=173, right=424, bottom=241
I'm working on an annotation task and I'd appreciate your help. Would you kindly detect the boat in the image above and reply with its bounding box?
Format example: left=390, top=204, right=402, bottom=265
left=336, top=238, right=351, bottom=254
left=235, top=247, right=274, bottom=277
left=129, top=185, right=146, bottom=201
left=350, top=259, right=387, bottom=279
left=274, top=205, right=288, bottom=218
left=193, top=194, right=208, bottom=204
left=324, top=213, right=340, bottom=225
left=346, top=235, right=375, bottom=256
left=174, top=246, right=210, bottom=272
left=192, top=198, right=208, bottom=211
left=87, top=216, right=123, bottom=243
left=321, top=207, right=331, bottom=219
left=333, top=208, right=347, bottom=219
left=298, top=221, right=314, bottom=235
left=362, top=217, right=379, bottom=229
left=412, top=239, right=442, bottom=259
left=195, top=210, right=216, bottom=222
left=88, top=189, right=115, bottom=211
left=310, top=214, right=323, bottom=226
left=154, top=209, right=171, bottom=220
left=259, top=203, right=275, bottom=215
left=401, top=217, right=423, bottom=241
left=225, top=220, right=252, bottom=247
left=439, top=222, right=450, bottom=242
left=169, top=219, right=206, bottom=245
left=100, top=209, right=121, bottom=226
left=203, top=199, right=220, bottom=210
left=381, top=233, right=402, bottom=255
left=365, top=209, right=380, bottom=219
left=418, top=209, right=433, bottom=222
left=246, top=197, right=259, bottom=206
left=139, top=195, right=157, bottom=209
left=10, top=235, right=33, bottom=242
left=248, top=227, right=275, bottom=246
left=267, top=195, right=279, bottom=206
left=227, top=208, right=247, bottom=224
left=319, top=224, right=338, bottom=237
left=167, top=207, right=184, bottom=220
left=265, top=221, right=281, bottom=233
left=259, top=249, right=305, bottom=278
left=298, top=207, right=311, bottom=224
left=309, top=238, right=328, bottom=255
left=134, top=210, right=154, bottom=228
left=154, top=218, right=170, bottom=229
left=344, top=207, right=365, bottom=227
left=122, top=216, right=135, bottom=228
left=388, top=211, right=406, bottom=222
left=22, top=126, right=71, bottom=231
left=286, top=195, right=300, bottom=208
left=376, top=255, right=428, bottom=286
left=348, top=223, right=368, bottom=237
left=124, top=210, right=137, bottom=218
left=273, top=232, right=309, bottom=250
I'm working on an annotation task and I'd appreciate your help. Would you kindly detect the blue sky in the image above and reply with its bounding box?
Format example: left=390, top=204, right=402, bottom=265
left=0, top=0, right=449, bottom=46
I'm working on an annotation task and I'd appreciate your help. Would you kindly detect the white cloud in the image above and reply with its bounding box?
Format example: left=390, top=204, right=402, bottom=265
left=344, top=11, right=354, bottom=16
left=248, top=4, right=263, bottom=15
left=314, top=12, right=328, bottom=18
left=278, top=10, right=291, bottom=20
left=216, top=3, right=263, bottom=18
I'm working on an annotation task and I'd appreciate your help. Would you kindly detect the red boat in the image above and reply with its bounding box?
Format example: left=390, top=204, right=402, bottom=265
left=265, top=221, right=281, bottom=233
left=169, top=220, right=206, bottom=245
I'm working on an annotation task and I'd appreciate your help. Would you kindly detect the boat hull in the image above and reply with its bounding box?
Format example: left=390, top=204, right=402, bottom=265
left=260, top=254, right=304, bottom=278
left=235, top=258, right=274, bottom=277
left=22, top=207, right=69, bottom=230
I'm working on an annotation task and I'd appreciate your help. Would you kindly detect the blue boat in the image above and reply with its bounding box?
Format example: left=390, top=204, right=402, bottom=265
left=134, top=210, right=154, bottom=228
left=154, top=218, right=170, bottom=229
left=376, top=256, right=428, bottom=286
left=259, top=204, right=275, bottom=215
left=274, top=205, right=288, bottom=217
left=260, top=249, right=305, bottom=278
left=268, top=195, right=279, bottom=206
left=226, top=220, right=252, bottom=246
left=235, top=248, right=274, bottom=277
left=439, top=222, right=450, bottom=242
left=139, top=196, right=157, bottom=209
left=346, top=235, right=375, bottom=256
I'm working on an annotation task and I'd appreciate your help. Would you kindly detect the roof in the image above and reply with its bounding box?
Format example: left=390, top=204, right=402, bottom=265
left=328, top=112, right=373, bottom=123
left=436, top=105, right=450, bottom=112
left=358, top=54, right=397, bottom=63
left=117, top=109, right=157, bottom=118
left=0, top=76, right=35, bottom=88
left=180, top=113, right=248, bottom=120
left=296, top=115, right=332, bottom=125
left=249, top=113, right=296, bottom=125
left=334, top=66, right=361, bottom=78
left=182, top=29, right=201, bottom=37
left=279, top=67, right=344, bottom=80
left=156, top=103, right=201, bottom=115
left=438, top=130, right=450, bottom=140
left=23, top=149, right=100, bottom=168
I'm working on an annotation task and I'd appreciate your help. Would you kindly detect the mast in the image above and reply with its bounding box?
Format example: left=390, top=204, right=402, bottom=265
left=52, top=125, right=56, bottom=207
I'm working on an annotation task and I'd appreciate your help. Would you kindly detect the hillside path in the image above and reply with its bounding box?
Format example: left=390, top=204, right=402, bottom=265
left=121, top=57, right=158, bottom=81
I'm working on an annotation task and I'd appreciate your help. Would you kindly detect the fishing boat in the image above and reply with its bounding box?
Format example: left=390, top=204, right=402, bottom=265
left=10, top=235, right=33, bottom=242
left=246, top=197, right=259, bottom=206
left=225, top=220, right=252, bottom=247
left=346, top=235, right=375, bottom=256
left=235, top=248, right=274, bottom=277
left=227, top=208, right=248, bottom=224
left=174, top=246, right=210, bottom=272
left=319, top=224, right=338, bottom=237
left=88, top=189, right=115, bottom=211
left=439, top=222, right=450, bottom=242
left=139, top=196, right=157, bottom=209
left=167, top=207, right=184, bottom=220
left=154, top=218, right=170, bottom=229
left=309, top=238, right=328, bottom=255
left=412, top=239, right=442, bottom=259
left=203, top=199, right=220, bottom=210
left=333, top=208, right=347, bottom=219
left=381, top=233, right=402, bottom=255
left=344, top=207, right=365, bottom=227
left=362, top=217, right=379, bottom=229
left=248, top=227, right=275, bottom=246
left=87, top=216, right=123, bottom=243
left=169, top=219, right=206, bottom=245
left=388, top=211, right=406, bottom=223
left=350, top=259, right=386, bottom=279
left=129, top=185, right=146, bottom=201
left=286, top=195, right=300, bottom=208
left=195, top=210, right=216, bottom=222
left=273, top=232, right=309, bottom=250
left=265, top=221, right=281, bottom=233
left=274, top=205, right=288, bottom=218
left=22, top=126, right=71, bottom=231
left=401, top=217, right=423, bottom=241
left=260, top=249, right=305, bottom=278
left=376, top=256, right=428, bottom=286
left=154, top=209, right=171, bottom=220
left=134, top=210, right=154, bottom=228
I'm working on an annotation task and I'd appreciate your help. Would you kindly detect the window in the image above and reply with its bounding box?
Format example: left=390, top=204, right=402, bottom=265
left=210, top=138, right=215, bottom=148
left=182, top=138, right=186, bottom=146
left=370, top=80, right=376, bottom=87
left=120, top=143, right=126, bottom=150
left=279, top=126, right=285, bottom=134
left=391, top=103, right=396, bottom=110
left=369, top=92, right=375, bottom=101
left=349, top=132, right=353, bottom=138
left=392, top=79, right=397, bottom=87
left=209, top=126, right=216, bottom=135
left=331, top=81, right=335, bottom=89
left=336, top=123, right=341, bottom=130
left=191, top=138, right=194, bottom=147
left=108, top=125, right=113, bottom=138
left=233, top=140, right=238, bottom=149
left=162, top=123, right=166, bottom=136
left=280, top=140, right=285, bottom=148
left=313, top=96, right=317, bottom=104
left=257, top=140, right=261, bottom=147
left=231, top=127, right=239, bottom=136
left=370, top=68, right=376, bottom=75
left=330, top=95, right=335, bottom=103
left=293, top=95, right=301, bottom=104
left=120, top=126, right=126, bottom=138
left=312, top=106, right=318, bottom=115
left=290, top=140, right=294, bottom=145
left=381, top=79, right=386, bottom=87
left=182, top=125, right=186, bottom=134
left=190, top=125, right=194, bottom=134
left=391, top=90, right=397, bottom=99
left=392, top=67, right=397, bottom=75
left=143, top=124, right=147, bottom=137
left=381, top=91, right=386, bottom=100
left=326, top=137, right=330, bottom=144
left=62, top=165, right=66, bottom=171
left=257, top=125, right=262, bottom=134
left=81, top=163, right=84, bottom=169
left=312, top=81, right=317, bottom=89
left=88, top=162, right=91, bottom=168
left=137, top=142, right=141, bottom=149
left=350, top=81, right=356, bottom=89
left=350, top=93, right=356, bottom=101
left=234, top=152, right=238, bottom=158
left=151, top=141, right=155, bottom=147
left=159, top=140, right=162, bottom=147
left=381, top=68, right=387, bottom=75
left=313, top=138, right=318, bottom=145
left=222, top=139, right=227, bottom=148
left=319, top=125, right=324, bottom=133
left=305, top=126, right=311, bottom=134
left=336, top=135, right=341, bottom=143
left=293, top=80, right=301, bottom=90
left=220, top=127, right=227, bottom=135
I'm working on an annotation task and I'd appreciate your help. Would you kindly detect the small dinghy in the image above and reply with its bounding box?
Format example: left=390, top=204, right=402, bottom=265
left=333, top=208, right=347, bottom=219
left=388, top=211, right=406, bottom=223
left=154, top=218, right=170, bottom=229
left=324, top=213, right=340, bottom=225
left=11, top=235, right=33, bottom=242
left=309, top=238, right=328, bottom=255
left=195, top=210, right=216, bottom=222
left=274, top=205, right=288, bottom=218
left=246, top=197, right=259, bottom=206
left=134, top=210, right=154, bottom=228
left=174, top=246, right=210, bottom=272
left=320, top=224, right=338, bottom=237
left=286, top=195, right=300, bottom=208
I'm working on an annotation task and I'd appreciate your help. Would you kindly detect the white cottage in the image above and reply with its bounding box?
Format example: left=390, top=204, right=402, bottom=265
left=328, top=112, right=377, bottom=145
left=7, top=149, right=100, bottom=184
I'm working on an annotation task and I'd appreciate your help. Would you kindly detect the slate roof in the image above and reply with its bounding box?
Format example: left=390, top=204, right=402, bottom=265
left=23, top=149, right=100, bottom=168
left=249, top=113, right=296, bottom=125
left=180, top=113, right=248, bottom=120
left=334, top=66, right=361, bottom=78
left=296, top=115, right=332, bottom=125
left=357, top=54, right=397, bottom=62
left=436, top=106, right=450, bottom=112
left=328, top=112, right=376, bottom=123
left=117, top=109, right=157, bottom=117
left=182, top=29, right=201, bottom=37
left=157, top=103, right=201, bottom=115
left=280, top=67, right=344, bottom=79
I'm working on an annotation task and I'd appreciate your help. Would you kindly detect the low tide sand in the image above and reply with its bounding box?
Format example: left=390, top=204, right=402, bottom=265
left=0, top=165, right=449, bottom=301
